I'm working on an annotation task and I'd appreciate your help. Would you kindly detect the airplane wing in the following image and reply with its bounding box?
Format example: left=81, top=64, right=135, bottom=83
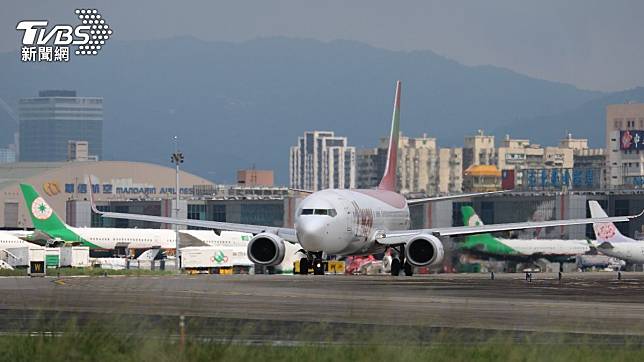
left=406, top=191, right=506, bottom=205
left=376, top=212, right=643, bottom=245
left=94, top=209, right=299, bottom=243
left=176, top=231, right=210, bottom=247
left=86, top=178, right=298, bottom=244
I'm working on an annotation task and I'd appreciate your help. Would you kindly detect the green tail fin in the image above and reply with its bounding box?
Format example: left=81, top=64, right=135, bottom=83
left=460, top=205, right=491, bottom=242
left=460, top=205, right=517, bottom=255
left=20, top=183, right=68, bottom=233
left=20, top=183, right=96, bottom=247
left=461, top=205, right=481, bottom=227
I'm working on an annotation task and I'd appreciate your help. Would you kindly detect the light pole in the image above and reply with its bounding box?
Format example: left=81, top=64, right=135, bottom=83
left=171, top=136, right=184, bottom=268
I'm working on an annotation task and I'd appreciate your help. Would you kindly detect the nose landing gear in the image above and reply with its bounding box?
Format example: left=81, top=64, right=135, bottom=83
left=298, top=252, right=325, bottom=275
left=312, top=258, right=325, bottom=275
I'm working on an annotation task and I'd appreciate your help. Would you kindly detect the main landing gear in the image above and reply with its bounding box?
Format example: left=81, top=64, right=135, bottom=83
left=390, top=246, right=413, bottom=276
left=298, top=252, right=325, bottom=275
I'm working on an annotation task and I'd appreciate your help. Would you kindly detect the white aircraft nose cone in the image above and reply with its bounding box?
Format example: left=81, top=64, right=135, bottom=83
left=296, top=217, right=327, bottom=251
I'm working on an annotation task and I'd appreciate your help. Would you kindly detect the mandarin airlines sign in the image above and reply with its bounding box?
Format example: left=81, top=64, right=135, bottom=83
left=60, top=183, right=194, bottom=196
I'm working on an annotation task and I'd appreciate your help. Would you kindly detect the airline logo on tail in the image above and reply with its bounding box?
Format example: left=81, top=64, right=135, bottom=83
left=461, top=205, right=484, bottom=227
left=21, top=183, right=99, bottom=248
left=467, top=213, right=483, bottom=227
left=588, top=200, right=629, bottom=244
left=595, top=223, right=617, bottom=240
left=31, top=197, right=53, bottom=220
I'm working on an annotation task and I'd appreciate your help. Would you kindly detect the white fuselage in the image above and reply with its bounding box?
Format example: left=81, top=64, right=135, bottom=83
left=0, top=231, right=31, bottom=249
left=71, top=227, right=177, bottom=249
left=500, top=238, right=590, bottom=256
left=295, top=189, right=410, bottom=256
left=598, top=242, right=644, bottom=264
left=71, top=228, right=253, bottom=250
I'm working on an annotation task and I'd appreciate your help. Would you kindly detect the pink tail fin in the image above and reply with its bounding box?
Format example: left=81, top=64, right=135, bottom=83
left=378, top=80, right=401, bottom=191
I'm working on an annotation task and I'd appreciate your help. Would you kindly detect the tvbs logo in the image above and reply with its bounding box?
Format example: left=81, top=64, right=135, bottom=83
left=17, top=9, right=112, bottom=62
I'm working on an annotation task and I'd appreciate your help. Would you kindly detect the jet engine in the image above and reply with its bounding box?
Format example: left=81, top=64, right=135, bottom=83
left=247, top=233, right=286, bottom=266
left=404, top=234, right=444, bottom=267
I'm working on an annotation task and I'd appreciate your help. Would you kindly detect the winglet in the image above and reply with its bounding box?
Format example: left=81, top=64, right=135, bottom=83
left=378, top=80, right=401, bottom=192
left=87, top=177, right=102, bottom=214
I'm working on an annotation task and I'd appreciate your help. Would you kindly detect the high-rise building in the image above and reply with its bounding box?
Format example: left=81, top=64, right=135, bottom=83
left=463, top=130, right=496, bottom=171
left=19, top=90, right=103, bottom=161
left=438, top=147, right=463, bottom=194
left=605, top=103, right=644, bottom=188
left=356, top=134, right=460, bottom=195
left=289, top=131, right=356, bottom=191
left=497, top=135, right=574, bottom=187
left=391, top=134, right=438, bottom=194
left=355, top=148, right=384, bottom=189
left=559, top=134, right=606, bottom=187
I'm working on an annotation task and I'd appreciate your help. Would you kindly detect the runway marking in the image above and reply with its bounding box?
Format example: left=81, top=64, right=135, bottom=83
left=52, top=279, right=66, bottom=286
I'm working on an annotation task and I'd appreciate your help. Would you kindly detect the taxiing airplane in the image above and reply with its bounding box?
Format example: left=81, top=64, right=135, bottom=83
left=92, top=81, right=641, bottom=276
left=459, top=206, right=591, bottom=270
left=589, top=200, right=644, bottom=264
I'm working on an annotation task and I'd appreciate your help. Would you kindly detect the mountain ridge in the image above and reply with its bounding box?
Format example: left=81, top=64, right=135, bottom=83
left=0, top=36, right=627, bottom=183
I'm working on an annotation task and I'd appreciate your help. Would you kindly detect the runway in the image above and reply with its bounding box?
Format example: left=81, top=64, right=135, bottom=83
left=2, top=272, right=644, bottom=343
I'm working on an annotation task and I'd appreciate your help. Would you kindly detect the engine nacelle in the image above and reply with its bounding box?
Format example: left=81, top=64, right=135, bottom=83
left=247, top=233, right=286, bottom=266
left=404, top=234, right=444, bottom=267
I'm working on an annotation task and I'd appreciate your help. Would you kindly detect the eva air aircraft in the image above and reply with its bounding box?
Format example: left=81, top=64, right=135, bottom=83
left=20, top=184, right=251, bottom=252
left=21, top=184, right=177, bottom=250
left=20, top=183, right=250, bottom=251
left=459, top=206, right=591, bottom=264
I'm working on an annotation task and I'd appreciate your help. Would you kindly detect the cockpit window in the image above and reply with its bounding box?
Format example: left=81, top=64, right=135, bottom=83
left=300, top=208, right=337, bottom=217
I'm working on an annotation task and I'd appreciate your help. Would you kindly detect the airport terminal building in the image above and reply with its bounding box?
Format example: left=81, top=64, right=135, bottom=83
left=0, top=161, right=294, bottom=231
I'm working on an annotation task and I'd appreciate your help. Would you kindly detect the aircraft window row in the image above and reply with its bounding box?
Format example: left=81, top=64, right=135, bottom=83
left=301, top=209, right=337, bottom=217
left=88, top=237, right=156, bottom=242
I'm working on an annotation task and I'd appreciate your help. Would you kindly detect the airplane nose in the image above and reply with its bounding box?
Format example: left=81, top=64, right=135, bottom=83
left=296, top=217, right=327, bottom=251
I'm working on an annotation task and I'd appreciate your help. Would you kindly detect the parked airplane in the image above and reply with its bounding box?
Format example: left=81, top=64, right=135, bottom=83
left=21, top=183, right=177, bottom=250
left=0, top=230, right=35, bottom=269
left=0, top=230, right=31, bottom=250
left=459, top=206, right=591, bottom=270
left=20, top=184, right=256, bottom=252
left=589, top=200, right=644, bottom=264
left=93, top=81, right=641, bottom=276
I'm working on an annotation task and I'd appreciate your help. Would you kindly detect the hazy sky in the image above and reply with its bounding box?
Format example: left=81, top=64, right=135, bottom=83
left=4, top=0, right=644, bottom=91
